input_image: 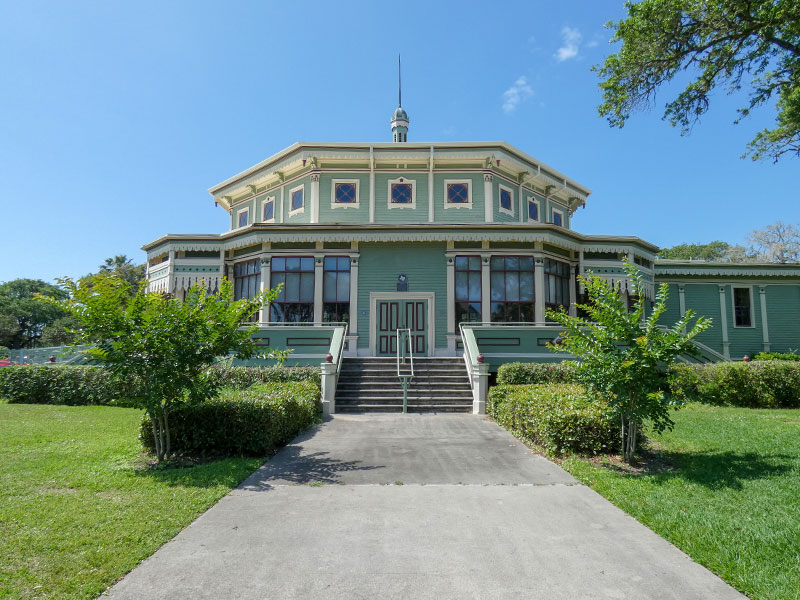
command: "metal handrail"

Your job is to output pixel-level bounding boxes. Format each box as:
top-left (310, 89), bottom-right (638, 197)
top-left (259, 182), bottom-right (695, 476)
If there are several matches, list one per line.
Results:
top-left (334, 321), bottom-right (350, 376)
top-left (396, 328), bottom-right (414, 413)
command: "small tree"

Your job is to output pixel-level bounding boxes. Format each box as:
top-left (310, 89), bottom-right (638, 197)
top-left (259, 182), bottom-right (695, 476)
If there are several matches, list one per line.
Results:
top-left (40, 275), bottom-right (282, 462)
top-left (546, 260), bottom-right (711, 463)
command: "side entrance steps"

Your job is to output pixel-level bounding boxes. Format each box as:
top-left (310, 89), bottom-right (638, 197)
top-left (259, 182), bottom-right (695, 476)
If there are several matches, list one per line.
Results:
top-left (335, 357), bottom-right (473, 413)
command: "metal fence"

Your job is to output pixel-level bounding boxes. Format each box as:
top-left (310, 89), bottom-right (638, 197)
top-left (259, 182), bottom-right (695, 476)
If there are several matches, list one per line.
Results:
top-left (8, 345), bottom-right (95, 365)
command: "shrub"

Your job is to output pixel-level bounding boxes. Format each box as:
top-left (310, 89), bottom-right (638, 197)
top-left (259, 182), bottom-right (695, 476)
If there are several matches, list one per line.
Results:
top-left (753, 351), bottom-right (800, 362)
top-left (0, 365), bottom-right (131, 405)
top-left (488, 383), bottom-right (619, 456)
top-left (0, 346), bottom-right (9, 358)
top-left (140, 381), bottom-right (321, 457)
top-left (669, 361), bottom-right (800, 408)
top-left (496, 361), bottom-right (577, 385)
top-left (208, 365), bottom-right (320, 389)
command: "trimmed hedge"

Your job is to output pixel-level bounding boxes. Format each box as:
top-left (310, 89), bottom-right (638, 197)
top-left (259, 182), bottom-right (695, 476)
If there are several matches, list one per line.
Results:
top-left (488, 383), bottom-right (618, 456)
top-left (140, 381), bottom-right (321, 457)
top-left (496, 361), bottom-right (577, 385)
top-left (0, 365), bottom-right (130, 405)
top-left (0, 364), bottom-right (320, 406)
top-left (669, 361), bottom-right (800, 408)
top-left (753, 351), bottom-right (800, 362)
top-left (208, 365), bottom-right (320, 389)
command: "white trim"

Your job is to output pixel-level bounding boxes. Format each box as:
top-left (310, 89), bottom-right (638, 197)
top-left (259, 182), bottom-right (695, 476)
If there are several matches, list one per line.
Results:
top-left (369, 292), bottom-right (435, 357)
top-left (551, 207), bottom-right (565, 227)
top-left (719, 285), bottom-right (730, 359)
top-left (236, 207), bottom-right (249, 228)
top-left (443, 179), bottom-right (472, 210)
top-left (261, 196), bottom-right (276, 223)
top-left (731, 285), bottom-right (756, 328)
top-left (498, 184), bottom-right (514, 217)
top-left (288, 184), bottom-right (305, 217)
top-left (387, 177), bottom-right (417, 210)
top-left (331, 179), bottom-right (360, 209)
top-left (759, 286), bottom-right (770, 351)
top-left (526, 196), bottom-right (540, 222)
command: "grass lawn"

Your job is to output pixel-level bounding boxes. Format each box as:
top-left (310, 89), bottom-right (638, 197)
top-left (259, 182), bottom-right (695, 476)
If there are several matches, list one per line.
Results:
top-left (562, 404), bottom-right (800, 600)
top-left (0, 402), bottom-right (265, 600)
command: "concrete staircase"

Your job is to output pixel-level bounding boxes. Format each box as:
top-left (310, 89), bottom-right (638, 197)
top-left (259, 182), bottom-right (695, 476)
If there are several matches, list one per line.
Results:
top-left (335, 357), bottom-right (473, 413)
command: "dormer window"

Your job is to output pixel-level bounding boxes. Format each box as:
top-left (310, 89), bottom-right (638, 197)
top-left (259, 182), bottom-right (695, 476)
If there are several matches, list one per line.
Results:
top-left (262, 197), bottom-right (275, 222)
top-left (388, 177), bottom-right (416, 209)
top-left (289, 185), bottom-right (304, 217)
top-left (444, 180), bottom-right (472, 209)
top-left (527, 197), bottom-right (539, 221)
top-left (332, 180), bottom-right (360, 209)
top-left (499, 185), bottom-right (514, 216)
top-left (237, 209), bottom-right (249, 228)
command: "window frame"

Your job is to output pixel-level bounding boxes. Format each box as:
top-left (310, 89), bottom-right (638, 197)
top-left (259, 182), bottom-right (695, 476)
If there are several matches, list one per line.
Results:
top-left (288, 184), bottom-right (305, 217)
top-left (498, 184), bottom-right (514, 217)
top-left (454, 255), bottom-right (482, 325)
top-left (443, 179), bottom-right (472, 210)
top-left (262, 196), bottom-right (275, 223)
top-left (236, 207), bottom-right (249, 228)
top-left (543, 258), bottom-right (571, 316)
top-left (551, 207), bottom-right (565, 227)
top-left (331, 179), bottom-right (360, 209)
top-left (489, 255), bottom-right (536, 323)
top-left (387, 177), bottom-right (417, 210)
top-left (732, 285), bottom-right (755, 328)
top-left (322, 256), bottom-right (351, 323)
top-left (527, 196), bottom-right (540, 222)
top-left (269, 255), bottom-right (315, 323)
top-left (233, 258), bottom-right (261, 322)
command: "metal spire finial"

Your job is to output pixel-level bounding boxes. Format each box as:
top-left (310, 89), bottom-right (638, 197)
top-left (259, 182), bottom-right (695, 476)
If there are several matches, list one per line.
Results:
top-left (398, 54), bottom-right (402, 108)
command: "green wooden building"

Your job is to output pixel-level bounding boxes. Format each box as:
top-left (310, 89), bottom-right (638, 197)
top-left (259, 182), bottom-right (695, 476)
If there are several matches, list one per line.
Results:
top-left (142, 102), bottom-right (800, 412)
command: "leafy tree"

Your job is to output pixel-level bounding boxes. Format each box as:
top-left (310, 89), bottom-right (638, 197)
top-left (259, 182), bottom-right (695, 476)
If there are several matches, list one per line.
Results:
top-left (0, 346), bottom-right (9, 358)
top-left (0, 279), bottom-right (68, 348)
top-left (39, 315), bottom-right (83, 347)
top-left (546, 260), bottom-right (712, 463)
top-left (81, 254), bottom-right (146, 291)
top-left (657, 240), bottom-right (751, 261)
top-left (40, 277), bottom-right (282, 462)
top-left (747, 221), bottom-right (800, 262)
top-left (596, 0), bottom-right (800, 162)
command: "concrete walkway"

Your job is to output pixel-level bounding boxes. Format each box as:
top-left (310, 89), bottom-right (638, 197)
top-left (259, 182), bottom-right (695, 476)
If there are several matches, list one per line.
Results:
top-left (105, 415), bottom-right (745, 600)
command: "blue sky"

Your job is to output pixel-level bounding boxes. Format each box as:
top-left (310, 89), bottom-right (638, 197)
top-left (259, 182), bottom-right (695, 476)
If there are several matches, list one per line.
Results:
top-left (1, 1), bottom-right (797, 283)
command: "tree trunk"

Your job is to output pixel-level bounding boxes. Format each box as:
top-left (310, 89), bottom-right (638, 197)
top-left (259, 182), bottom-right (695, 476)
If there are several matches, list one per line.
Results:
top-left (163, 408), bottom-right (171, 459)
top-left (149, 411), bottom-right (163, 462)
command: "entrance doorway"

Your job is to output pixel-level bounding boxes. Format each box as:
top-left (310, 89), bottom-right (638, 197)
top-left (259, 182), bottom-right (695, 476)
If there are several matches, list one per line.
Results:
top-left (375, 299), bottom-right (428, 356)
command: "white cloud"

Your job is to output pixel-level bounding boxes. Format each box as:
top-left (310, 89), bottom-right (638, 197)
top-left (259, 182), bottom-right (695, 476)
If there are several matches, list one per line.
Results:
top-left (502, 76), bottom-right (534, 114)
top-left (555, 26), bottom-right (582, 61)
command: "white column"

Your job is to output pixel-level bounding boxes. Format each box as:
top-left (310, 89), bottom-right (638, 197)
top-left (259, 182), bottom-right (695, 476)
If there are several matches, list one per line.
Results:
top-left (484, 174), bottom-right (493, 223)
top-left (518, 182), bottom-right (524, 224)
top-left (719, 285), bottom-right (730, 359)
top-left (279, 186), bottom-right (284, 223)
top-left (349, 257), bottom-right (359, 335)
top-left (320, 361), bottom-right (337, 416)
top-left (314, 255), bottom-right (324, 323)
top-left (678, 284), bottom-right (687, 333)
top-left (568, 265), bottom-right (577, 317)
top-left (369, 146), bottom-right (375, 224)
top-left (534, 256), bottom-right (545, 323)
top-left (446, 255), bottom-right (455, 337)
top-left (473, 362), bottom-right (489, 415)
top-left (428, 146), bottom-right (435, 223)
top-left (759, 286), bottom-right (770, 352)
top-left (310, 173), bottom-right (320, 224)
top-left (481, 254), bottom-right (491, 323)
top-left (259, 256), bottom-right (271, 324)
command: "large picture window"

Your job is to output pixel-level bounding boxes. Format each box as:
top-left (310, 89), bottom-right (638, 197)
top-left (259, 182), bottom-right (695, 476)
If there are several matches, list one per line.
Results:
top-left (323, 256), bottom-right (350, 322)
top-left (455, 256), bottom-right (481, 324)
top-left (490, 256), bottom-right (534, 322)
top-left (544, 259), bottom-right (570, 315)
top-left (270, 257), bottom-right (314, 322)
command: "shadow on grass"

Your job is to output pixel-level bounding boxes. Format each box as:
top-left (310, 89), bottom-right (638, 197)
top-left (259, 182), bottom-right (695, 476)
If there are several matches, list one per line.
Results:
top-left (606, 450), bottom-right (793, 490)
top-left (133, 455), bottom-right (267, 489)
top-left (238, 445), bottom-right (385, 490)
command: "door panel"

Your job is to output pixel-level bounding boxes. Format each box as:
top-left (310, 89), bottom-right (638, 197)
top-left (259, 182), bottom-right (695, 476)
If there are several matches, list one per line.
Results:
top-left (376, 299), bottom-right (428, 356)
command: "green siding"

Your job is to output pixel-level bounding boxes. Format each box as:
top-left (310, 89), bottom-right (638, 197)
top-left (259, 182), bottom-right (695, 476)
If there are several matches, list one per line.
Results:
top-left (660, 284), bottom-right (682, 328)
top-left (766, 285), bottom-right (800, 353)
top-left (725, 285), bottom-right (763, 359)
top-left (356, 242), bottom-right (448, 350)
top-left (318, 172), bottom-right (371, 223)
top-left (683, 284), bottom-right (723, 350)
top-left (373, 172), bottom-right (430, 223)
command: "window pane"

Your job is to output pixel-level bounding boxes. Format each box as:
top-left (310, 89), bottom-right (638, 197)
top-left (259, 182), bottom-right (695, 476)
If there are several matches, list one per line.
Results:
top-left (505, 272), bottom-right (520, 301)
top-left (336, 183), bottom-right (356, 203)
top-left (455, 256), bottom-right (468, 270)
top-left (500, 189), bottom-right (512, 210)
top-left (291, 189), bottom-right (303, 210)
top-left (337, 272), bottom-right (350, 301)
top-left (272, 257), bottom-right (285, 272)
top-left (490, 273), bottom-right (504, 301)
top-left (455, 272), bottom-right (468, 301)
top-left (468, 256), bottom-right (480, 270)
top-left (299, 273), bottom-right (315, 302)
top-left (324, 256), bottom-right (337, 270)
top-left (490, 257), bottom-right (505, 270)
top-left (301, 257), bottom-right (315, 271)
top-left (528, 201), bottom-right (538, 220)
top-left (323, 272), bottom-right (336, 302)
top-left (338, 257), bottom-right (350, 270)
top-left (447, 183), bottom-right (468, 203)
top-left (519, 257), bottom-right (534, 271)
top-left (286, 257), bottom-right (300, 271)
top-left (238, 211), bottom-right (248, 227)
top-left (553, 212), bottom-right (563, 226)
top-left (468, 272), bottom-right (481, 301)
top-left (519, 271), bottom-right (534, 302)
top-left (505, 256), bottom-right (519, 270)
top-left (263, 201), bottom-right (274, 221)
top-left (285, 273), bottom-right (300, 301)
